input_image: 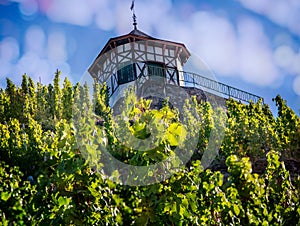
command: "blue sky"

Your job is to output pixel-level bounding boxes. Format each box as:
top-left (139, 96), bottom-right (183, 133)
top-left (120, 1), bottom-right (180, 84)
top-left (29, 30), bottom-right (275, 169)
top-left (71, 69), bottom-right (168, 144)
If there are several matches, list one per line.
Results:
top-left (0, 0), bottom-right (299, 114)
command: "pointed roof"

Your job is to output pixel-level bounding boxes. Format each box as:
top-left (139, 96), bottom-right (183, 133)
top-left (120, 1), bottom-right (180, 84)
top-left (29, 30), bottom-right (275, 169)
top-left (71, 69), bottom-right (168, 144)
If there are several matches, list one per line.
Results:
top-left (128, 28), bottom-right (153, 38)
top-left (95, 28), bottom-right (190, 62)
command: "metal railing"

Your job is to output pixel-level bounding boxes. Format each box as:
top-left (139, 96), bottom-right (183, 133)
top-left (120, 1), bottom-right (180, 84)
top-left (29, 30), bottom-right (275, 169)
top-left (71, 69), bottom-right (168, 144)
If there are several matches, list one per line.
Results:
top-left (181, 71), bottom-right (263, 104)
top-left (107, 63), bottom-right (264, 104)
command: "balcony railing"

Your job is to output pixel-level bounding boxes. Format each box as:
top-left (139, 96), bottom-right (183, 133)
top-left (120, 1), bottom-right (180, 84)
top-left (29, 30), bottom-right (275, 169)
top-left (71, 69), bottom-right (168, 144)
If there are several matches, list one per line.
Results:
top-left (181, 71), bottom-right (263, 104)
top-left (107, 63), bottom-right (264, 105)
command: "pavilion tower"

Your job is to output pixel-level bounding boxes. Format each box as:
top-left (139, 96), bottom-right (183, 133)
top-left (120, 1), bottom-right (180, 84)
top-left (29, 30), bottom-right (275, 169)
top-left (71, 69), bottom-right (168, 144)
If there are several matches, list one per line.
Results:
top-left (88, 3), bottom-right (263, 107)
top-left (88, 26), bottom-right (191, 106)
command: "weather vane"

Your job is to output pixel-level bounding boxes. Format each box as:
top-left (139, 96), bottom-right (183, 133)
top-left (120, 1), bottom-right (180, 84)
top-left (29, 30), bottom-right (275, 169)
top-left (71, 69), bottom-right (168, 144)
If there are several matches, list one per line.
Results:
top-left (130, 0), bottom-right (137, 30)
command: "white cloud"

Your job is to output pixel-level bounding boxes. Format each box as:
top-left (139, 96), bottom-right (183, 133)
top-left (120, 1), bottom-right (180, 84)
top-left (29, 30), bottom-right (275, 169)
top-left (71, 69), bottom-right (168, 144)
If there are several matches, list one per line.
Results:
top-left (292, 53), bottom-right (300, 74)
top-left (190, 12), bottom-right (239, 76)
top-left (47, 31), bottom-right (67, 62)
top-left (25, 26), bottom-right (45, 55)
top-left (131, 0), bottom-right (172, 33)
top-left (0, 37), bottom-right (19, 61)
top-left (273, 45), bottom-right (300, 77)
top-left (0, 24), bottom-right (70, 85)
top-left (28, 0), bottom-right (172, 33)
top-left (19, 0), bottom-right (38, 16)
top-left (237, 0), bottom-right (300, 36)
top-left (293, 75), bottom-right (300, 96)
top-left (274, 45), bottom-right (295, 69)
top-left (95, 8), bottom-right (115, 31)
top-left (16, 51), bottom-right (40, 76)
top-left (92, 0), bottom-right (116, 31)
top-left (0, 60), bottom-right (12, 78)
top-left (114, 1), bottom-right (132, 34)
top-left (156, 12), bottom-right (279, 87)
top-left (237, 18), bottom-right (279, 86)
top-left (46, 0), bottom-right (94, 26)
top-left (35, 0), bottom-right (127, 30)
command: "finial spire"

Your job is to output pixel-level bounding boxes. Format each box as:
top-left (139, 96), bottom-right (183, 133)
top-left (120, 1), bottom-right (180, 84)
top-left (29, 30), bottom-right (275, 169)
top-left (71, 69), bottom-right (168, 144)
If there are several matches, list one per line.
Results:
top-left (130, 0), bottom-right (137, 30)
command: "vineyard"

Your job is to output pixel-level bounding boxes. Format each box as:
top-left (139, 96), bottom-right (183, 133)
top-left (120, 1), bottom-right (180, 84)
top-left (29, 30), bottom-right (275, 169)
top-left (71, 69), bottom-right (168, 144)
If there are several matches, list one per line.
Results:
top-left (0, 71), bottom-right (300, 225)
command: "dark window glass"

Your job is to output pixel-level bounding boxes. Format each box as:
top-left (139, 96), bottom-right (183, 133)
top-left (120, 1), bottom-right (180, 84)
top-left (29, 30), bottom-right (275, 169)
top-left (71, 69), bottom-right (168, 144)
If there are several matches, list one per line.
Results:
top-left (117, 63), bottom-right (135, 85)
top-left (147, 62), bottom-right (165, 77)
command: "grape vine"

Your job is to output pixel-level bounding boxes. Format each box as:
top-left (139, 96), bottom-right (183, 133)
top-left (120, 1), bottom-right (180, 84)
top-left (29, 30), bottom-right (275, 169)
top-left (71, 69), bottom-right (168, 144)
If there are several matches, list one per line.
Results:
top-left (0, 72), bottom-right (299, 225)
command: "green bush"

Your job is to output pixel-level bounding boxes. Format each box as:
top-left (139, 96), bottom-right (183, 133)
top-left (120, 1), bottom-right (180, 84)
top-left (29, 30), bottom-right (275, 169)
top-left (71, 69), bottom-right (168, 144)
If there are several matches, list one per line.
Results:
top-left (0, 72), bottom-right (299, 225)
